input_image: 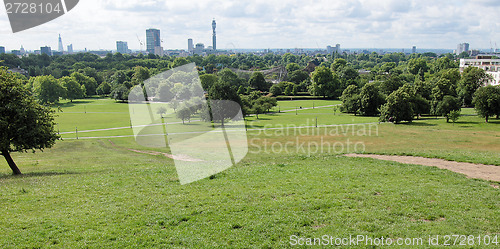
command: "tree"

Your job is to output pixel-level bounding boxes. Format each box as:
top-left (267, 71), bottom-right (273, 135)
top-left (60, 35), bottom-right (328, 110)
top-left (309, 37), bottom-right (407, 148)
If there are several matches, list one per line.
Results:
top-left (157, 106), bottom-right (167, 118)
top-left (71, 72), bottom-right (98, 97)
top-left (208, 80), bottom-right (242, 126)
top-left (176, 104), bottom-right (192, 124)
top-left (249, 72), bottom-right (268, 91)
top-left (156, 83), bottom-right (174, 102)
top-left (379, 87), bottom-right (414, 123)
top-left (0, 67), bottom-right (59, 175)
top-left (310, 66), bottom-right (339, 98)
top-left (60, 76), bottom-right (85, 102)
top-left (359, 82), bottom-right (384, 116)
top-left (448, 110), bottom-right (461, 126)
top-left (407, 58), bottom-right (429, 80)
top-left (96, 82), bottom-right (112, 96)
top-left (472, 86), bottom-right (500, 123)
top-left (199, 74), bottom-right (218, 91)
top-left (111, 85), bottom-right (130, 102)
top-left (340, 85), bottom-right (360, 114)
top-left (286, 63), bottom-right (301, 72)
top-left (331, 58), bottom-right (347, 72)
top-left (436, 95), bottom-right (461, 122)
top-left (31, 75), bottom-right (65, 104)
top-left (459, 67), bottom-right (491, 107)
top-left (269, 84), bottom-right (282, 96)
top-left (287, 70), bottom-right (309, 84)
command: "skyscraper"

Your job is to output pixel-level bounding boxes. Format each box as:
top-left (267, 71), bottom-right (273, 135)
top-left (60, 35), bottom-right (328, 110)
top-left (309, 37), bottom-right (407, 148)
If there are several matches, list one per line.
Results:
top-left (212, 19), bottom-right (216, 51)
top-left (146, 28), bottom-right (161, 54)
top-left (188, 38), bottom-right (194, 53)
top-left (67, 44), bottom-right (73, 54)
top-left (456, 43), bottom-right (470, 55)
top-left (0, 46), bottom-right (5, 54)
top-left (58, 34), bottom-right (63, 52)
top-left (116, 41), bottom-right (129, 54)
top-left (412, 46), bottom-right (417, 54)
top-left (41, 46), bottom-right (52, 56)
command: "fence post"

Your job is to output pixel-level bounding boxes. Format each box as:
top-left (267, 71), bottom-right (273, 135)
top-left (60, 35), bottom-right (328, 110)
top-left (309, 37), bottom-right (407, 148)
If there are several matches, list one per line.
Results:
top-left (76, 127), bottom-right (78, 140)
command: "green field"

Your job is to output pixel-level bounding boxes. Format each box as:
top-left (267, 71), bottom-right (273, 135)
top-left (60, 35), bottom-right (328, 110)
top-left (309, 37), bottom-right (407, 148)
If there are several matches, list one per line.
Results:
top-left (1, 99), bottom-right (499, 248)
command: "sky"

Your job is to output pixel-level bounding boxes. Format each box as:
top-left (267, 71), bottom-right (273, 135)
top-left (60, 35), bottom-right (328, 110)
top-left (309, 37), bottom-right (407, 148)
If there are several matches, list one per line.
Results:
top-left (1, 0), bottom-right (500, 52)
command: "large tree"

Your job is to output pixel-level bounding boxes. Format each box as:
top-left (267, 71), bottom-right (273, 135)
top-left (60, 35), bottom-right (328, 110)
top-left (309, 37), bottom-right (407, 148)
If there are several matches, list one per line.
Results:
top-left (359, 82), bottom-right (384, 116)
top-left (472, 86), bottom-right (500, 123)
top-left (31, 75), bottom-right (65, 104)
top-left (249, 72), bottom-right (268, 91)
top-left (340, 85), bottom-right (360, 114)
top-left (60, 76), bottom-right (85, 102)
top-left (459, 67), bottom-right (491, 107)
top-left (379, 87), bottom-right (414, 123)
top-left (310, 66), bottom-right (339, 98)
top-left (208, 80), bottom-right (242, 126)
top-left (0, 67), bottom-right (59, 175)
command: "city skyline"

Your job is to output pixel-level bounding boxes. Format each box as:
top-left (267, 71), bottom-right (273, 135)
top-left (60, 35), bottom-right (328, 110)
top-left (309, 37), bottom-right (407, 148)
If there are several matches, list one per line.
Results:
top-left (1, 0), bottom-right (500, 51)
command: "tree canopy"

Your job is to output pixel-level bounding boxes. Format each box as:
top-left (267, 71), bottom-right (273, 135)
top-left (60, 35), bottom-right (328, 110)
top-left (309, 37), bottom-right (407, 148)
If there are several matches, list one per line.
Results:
top-left (0, 67), bottom-right (59, 175)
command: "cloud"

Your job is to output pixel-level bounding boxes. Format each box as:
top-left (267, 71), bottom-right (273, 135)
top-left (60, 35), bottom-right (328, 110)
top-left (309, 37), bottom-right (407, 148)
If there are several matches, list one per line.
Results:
top-left (0, 0), bottom-right (499, 51)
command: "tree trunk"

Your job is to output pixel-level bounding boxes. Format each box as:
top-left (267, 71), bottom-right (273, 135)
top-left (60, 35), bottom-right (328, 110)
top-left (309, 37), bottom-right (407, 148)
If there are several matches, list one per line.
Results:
top-left (1, 150), bottom-right (22, 175)
top-left (486, 116), bottom-right (488, 123)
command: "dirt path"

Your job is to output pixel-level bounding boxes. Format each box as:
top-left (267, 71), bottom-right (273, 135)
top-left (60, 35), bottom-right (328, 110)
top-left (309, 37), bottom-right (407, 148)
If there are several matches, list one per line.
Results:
top-left (106, 140), bottom-right (203, 162)
top-left (344, 154), bottom-right (500, 183)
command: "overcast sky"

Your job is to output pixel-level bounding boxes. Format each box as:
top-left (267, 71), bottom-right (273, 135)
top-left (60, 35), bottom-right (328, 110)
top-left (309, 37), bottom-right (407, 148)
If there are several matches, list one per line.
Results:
top-left (1, 0), bottom-right (500, 52)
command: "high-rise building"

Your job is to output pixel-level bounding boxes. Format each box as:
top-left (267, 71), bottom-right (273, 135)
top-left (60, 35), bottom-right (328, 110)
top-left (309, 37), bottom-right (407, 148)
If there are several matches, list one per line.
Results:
top-left (194, 43), bottom-right (205, 55)
top-left (67, 44), bottom-right (73, 54)
top-left (116, 41), bottom-right (129, 54)
top-left (58, 34), bottom-right (63, 52)
top-left (188, 38), bottom-right (194, 53)
top-left (456, 43), bottom-right (470, 55)
top-left (412, 46), bottom-right (417, 54)
top-left (212, 19), bottom-right (217, 51)
top-left (146, 28), bottom-right (161, 54)
top-left (20, 45), bottom-right (25, 55)
top-left (0, 46), bottom-right (4, 54)
top-left (327, 44), bottom-right (341, 54)
top-left (40, 46), bottom-right (52, 56)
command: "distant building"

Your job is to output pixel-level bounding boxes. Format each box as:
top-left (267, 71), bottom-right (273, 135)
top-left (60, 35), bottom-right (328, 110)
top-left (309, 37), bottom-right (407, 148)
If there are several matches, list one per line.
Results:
top-left (412, 46), bottom-right (417, 54)
top-left (188, 38), bottom-right (194, 53)
top-left (11, 50), bottom-right (21, 56)
top-left (58, 34), bottom-right (63, 52)
top-left (67, 44), bottom-right (73, 54)
top-left (456, 43), bottom-right (470, 55)
top-left (20, 45), bottom-right (25, 55)
top-left (212, 19), bottom-right (217, 51)
top-left (40, 46), bottom-right (52, 56)
top-left (116, 41), bottom-right (129, 54)
top-left (327, 44), bottom-right (341, 54)
top-left (154, 46), bottom-right (164, 56)
top-left (460, 55), bottom-right (500, 86)
top-left (0, 46), bottom-right (5, 54)
top-left (146, 28), bottom-right (161, 54)
top-left (194, 43), bottom-right (205, 55)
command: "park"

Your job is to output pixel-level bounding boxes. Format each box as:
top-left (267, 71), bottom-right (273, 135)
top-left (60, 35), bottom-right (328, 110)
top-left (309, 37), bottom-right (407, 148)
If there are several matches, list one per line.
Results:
top-left (0, 51), bottom-right (499, 247)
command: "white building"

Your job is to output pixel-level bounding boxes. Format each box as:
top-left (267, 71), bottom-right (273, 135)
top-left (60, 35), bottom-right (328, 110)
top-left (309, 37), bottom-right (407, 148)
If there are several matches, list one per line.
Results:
top-left (460, 56), bottom-right (500, 86)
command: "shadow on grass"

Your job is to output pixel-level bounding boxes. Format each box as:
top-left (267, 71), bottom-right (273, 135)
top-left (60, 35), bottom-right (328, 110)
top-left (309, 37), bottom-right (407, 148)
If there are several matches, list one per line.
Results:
top-left (0, 171), bottom-right (79, 179)
top-left (400, 122), bottom-right (437, 127)
top-left (56, 100), bottom-right (94, 108)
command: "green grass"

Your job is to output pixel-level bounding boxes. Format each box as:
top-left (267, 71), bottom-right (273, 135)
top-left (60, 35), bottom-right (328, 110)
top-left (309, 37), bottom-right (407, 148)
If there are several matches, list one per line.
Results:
top-left (0, 98), bottom-right (499, 248)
